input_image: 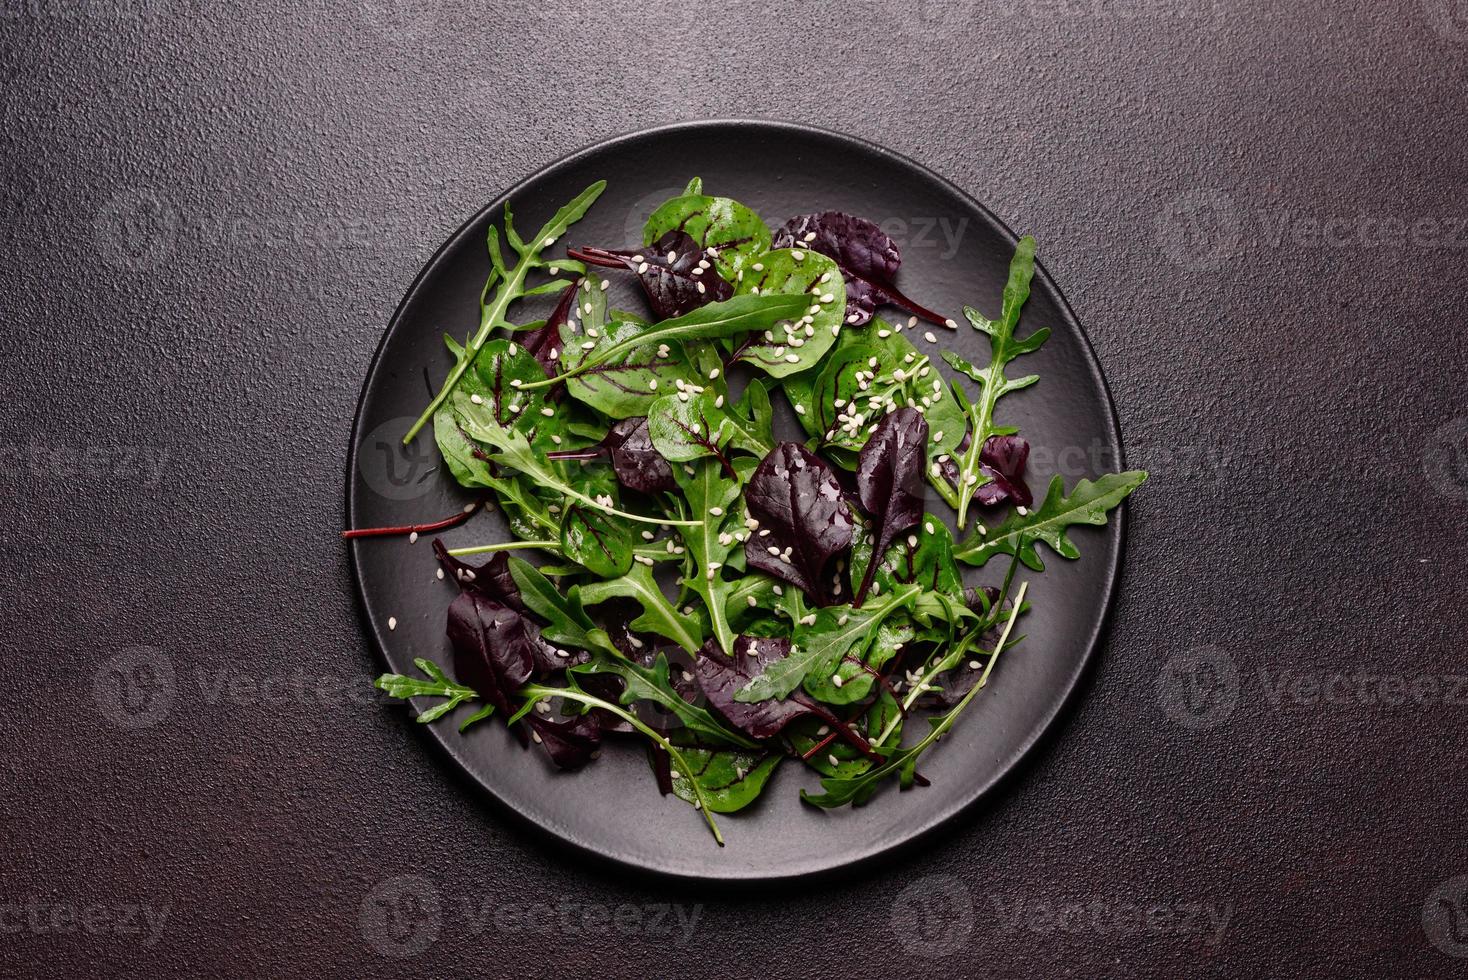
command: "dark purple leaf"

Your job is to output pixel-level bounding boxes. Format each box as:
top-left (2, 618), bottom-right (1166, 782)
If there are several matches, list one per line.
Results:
top-left (523, 711), bottom-right (602, 770)
top-left (569, 230), bottom-right (733, 319)
top-left (693, 636), bottom-right (823, 739)
top-left (938, 434), bottom-right (1034, 509)
top-left (853, 408), bottom-right (928, 606)
top-left (544, 416), bottom-right (677, 494)
top-left (432, 538), bottom-right (525, 613)
top-left (743, 443), bottom-right (855, 605)
top-left (446, 593), bottom-right (559, 718)
top-left (975, 434), bottom-right (1033, 508)
top-left (520, 278), bottom-right (580, 374)
top-left (604, 416), bottom-right (677, 494)
top-left (772, 212), bottom-right (948, 327)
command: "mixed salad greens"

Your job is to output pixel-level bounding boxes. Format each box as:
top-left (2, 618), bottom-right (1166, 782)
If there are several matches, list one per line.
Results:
top-left (356, 178), bottom-right (1146, 844)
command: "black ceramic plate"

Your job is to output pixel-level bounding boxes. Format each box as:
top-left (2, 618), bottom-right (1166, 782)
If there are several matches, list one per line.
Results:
top-left (347, 120), bottom-right (1128, 881)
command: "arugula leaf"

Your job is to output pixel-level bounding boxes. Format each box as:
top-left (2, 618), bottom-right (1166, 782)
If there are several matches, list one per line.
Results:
top-left (506, 557), bottom-right (620, 657)
top-left (570, 652), bottom-right (757, 749)
top-left (735, 249), bottom-right (845, 378)
top-left (644, 182), bottom-right (772, 280)
top-left (953, 471), bottom-right (1148, 570)
top-left (668, 747), bottom-right (781, 813)
top-left (734, 584), bottom-right (921, 702)
top-left (578, 562), bottom-right (704, 654)
top-left (375, 657), bottom-right (478, 724)
top-left (849, 513), bottom-right (964, 600)
top-left (801, 581), bottom-right (1029, 808)
top-left (406, 180), bottom-right (605, 442)
top-left (726, 378), bottom-right (776, 456)
top-left (673, 456), bottom-right (750, 655)
top-left (948, 237), bottom-right (1050, 529)
top-left (558, 503), bottom-right (634, 578)
top-left (515, 680), bottom-right (727, 844)
top-left (525, 293), bottom-right (809, 392)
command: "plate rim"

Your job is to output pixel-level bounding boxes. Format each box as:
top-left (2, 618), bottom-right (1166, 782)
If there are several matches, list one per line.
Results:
top-left (345, 118), bottom-right (1129, 882)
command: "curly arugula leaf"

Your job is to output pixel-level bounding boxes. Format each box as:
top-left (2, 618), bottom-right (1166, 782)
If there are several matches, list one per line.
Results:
top-left (375, 657), bottom-right (479, 725)
top-left (734, 584), bottom-right (920, 702)
top-left (953, 471), bottom-right (1148, 570)
top-left (667, 747), bottom-right (781, 813)
top-left (578, 562), bottom-right (704, 654)
top-left (801, 581), bottom-right (1029, 808)
top-left (644, 181), bottom-right (772, 280)
top-left (853, 408), bottom-right (928, 606)
top-left (772, 211), bottom-right (949, 328)
top-left (570, 651), bottom-right (757, 749)
top-left (735, 249), bottom-right (845, 378)
top-left (570, 230), bottom-right (733, 319)
top-left (407, 180), bottom-right (605, 442)
top-left (506, 557), bottom-right (620, 657)
top-left (525, 293), bottom-right (809, 393)
top-left (673, 456), bottom-right (752, 655)
top-left (558, 503), bottom-right (634, 578)
top-left (514, 680), bottom-right (726, 844)
top-left (949, 236), bottom-right (1050, 529)
top-left (726, 378), bottom-right (776, 456)
top-left (849, 513), bottom-right (964, 602)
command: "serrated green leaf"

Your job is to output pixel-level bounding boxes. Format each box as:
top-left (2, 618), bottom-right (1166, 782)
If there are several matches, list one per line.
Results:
top-left (578, 562), bottom-right (704, 654)
top-left (954, 471), bottom-right (1148, 570)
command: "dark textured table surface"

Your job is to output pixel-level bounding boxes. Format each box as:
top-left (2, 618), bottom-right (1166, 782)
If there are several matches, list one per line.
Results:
top-left (4, 2), bottom-right (1467, 977)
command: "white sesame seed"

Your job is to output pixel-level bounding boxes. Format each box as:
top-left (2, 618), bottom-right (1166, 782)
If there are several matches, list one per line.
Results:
top-left (696, 282), bottom-right (706, 294)
top-left (637, 261), bottom-right (649, 274)
top-left (667, 251), bottom-right (678, 263)
top-left (820, 292), bottom-right (834, 303)
top-left (828, 753), bottom-right (840, 766)
top-left (785, 353), bottom-right (800, 362)
top-left (409, 531), bottom-right (419, 544)
top-left (531, 731), bottom-right (542, 744)
top-left (934, 430), bottom-right (944, 442)
top-left (436, 568), bottom-right (444, 580)
top-left (542, 236), bottom-right (555, 247)
top-left (924, 331), bottom-right (938, 344)
top-left (470, 393), bottom-right (483, 405)
top-left (803, 231), bottom-right (817, 243)
top-left (753, 262), bottom-right (764, 271)
top-left (831, 673), bottom-right (843, 688)
top-left (677, 392), bottom-right (689, 402)
top-left (944, 318), bottom-right (958, 329)
top-left (709, 506), bottom-right (723, 516)
top-left (581, 340), bottom-right (596, 350)
top-left (907, 534), bottom-right (919, 548)
top-left (969, 660), bottom-right (982, 670)
top-left (747, 595), bottom-right (758, 607)
top-left (648, 379), bottom-right (658, 391)
top-left (548, 266), bottom-right (559, 275)
top-left (837, 614), bottom-right (849, 626)
top-left (791, 250), bottom-right (805, 261)
top-left (1017, 506), bottom-right (1029, 516)
top-left (583, 302), bottom-right (592, 314)
top-left (540, 407), bottom-right (555, 417)
top-left (794, 404), bottom-right (806, 415)
top-left (550, 434), bottom-right (562, 445)
top-left (708, 368), bottom-right (720, 380)
top-left (773, 585), bottom-right (783, 596)
top-left (388, 617), bottom-right (397, 631)
top-left (714, 395), bottom-right (724, 408)
top-left (641, 530), bottom-right (655, 540)
top-left (548, 348), bottom-right (558, 360)
top-left (878, 329), bottom-right (891, 338)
